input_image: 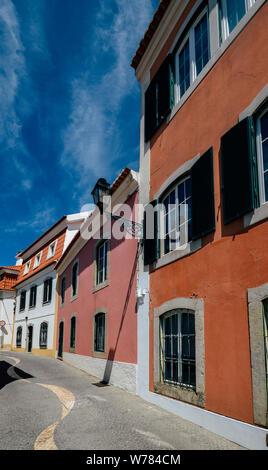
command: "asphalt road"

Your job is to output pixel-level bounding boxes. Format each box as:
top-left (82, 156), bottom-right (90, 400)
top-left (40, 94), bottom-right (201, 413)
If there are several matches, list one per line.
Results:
top-left (0, 351), bottom-right (244, 451)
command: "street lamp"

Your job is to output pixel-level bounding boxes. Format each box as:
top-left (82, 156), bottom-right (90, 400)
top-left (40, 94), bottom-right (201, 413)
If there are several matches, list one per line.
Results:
top-left (91, 178), bottom-right (111, 214)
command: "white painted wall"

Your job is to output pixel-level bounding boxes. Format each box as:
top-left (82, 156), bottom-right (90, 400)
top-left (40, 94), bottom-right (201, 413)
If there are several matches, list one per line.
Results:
top-left (13, 268), bottom-right (56, 352)
top-left (0, 291), bottom-right (15, 348)
top-left (62, 352), bottom-right (137, 393)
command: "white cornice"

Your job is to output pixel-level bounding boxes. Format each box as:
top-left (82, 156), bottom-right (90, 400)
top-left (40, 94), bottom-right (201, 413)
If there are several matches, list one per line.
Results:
top-left (135, 0), bottom-right (187, 84)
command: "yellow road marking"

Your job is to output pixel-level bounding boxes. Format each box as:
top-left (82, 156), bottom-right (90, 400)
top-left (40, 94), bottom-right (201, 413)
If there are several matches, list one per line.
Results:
top-left (2, 354), bottom-right (75, 450)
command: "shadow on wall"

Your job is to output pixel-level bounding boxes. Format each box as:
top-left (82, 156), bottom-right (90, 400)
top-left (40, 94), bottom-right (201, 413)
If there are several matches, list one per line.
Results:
top-left (100, 250), bottom-right (138, 386)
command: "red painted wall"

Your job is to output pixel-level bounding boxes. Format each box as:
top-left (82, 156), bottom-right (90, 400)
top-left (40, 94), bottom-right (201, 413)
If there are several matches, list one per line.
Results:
top-left (57, 191), bottom-right (138, 365)
top-left (148, 2), bottom-right (268, 424)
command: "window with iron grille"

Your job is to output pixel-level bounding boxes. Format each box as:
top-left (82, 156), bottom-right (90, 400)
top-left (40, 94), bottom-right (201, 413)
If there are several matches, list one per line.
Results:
top-left (94, 312), bottom-right (105, 353)
top-left (262, 299), bottom-right (268, 408)
top-left (96, 241), bottom-right (108, 286)
top-left (71, 261), bottom-right (78, 298)
top-left (16, 326), bottom-right (22, 347)
top-left (61, 276), bottom-right (66, 305)
top-left (19, 291), bottom-right (26, 311)
top-left (39, 322), bottom-right (48, 348)
top-left (160, 310), bottom-right (196, 389)
top-left (70, 316), bottom-right (76, 350)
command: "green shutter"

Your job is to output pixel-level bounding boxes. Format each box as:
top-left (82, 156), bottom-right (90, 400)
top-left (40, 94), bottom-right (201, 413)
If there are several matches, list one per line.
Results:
top-left (145, 54), bottom-right (174, 142)
top-left (157, 55), bottom-right (172, 125)
top-left (145, 80), bottom-right (157, 142)
top-left (191, 148), bottom-right (215, 240)
top-left (221, 117), bottom-right (256, 224)
top-left (143, 200), bottom-right (159, 266)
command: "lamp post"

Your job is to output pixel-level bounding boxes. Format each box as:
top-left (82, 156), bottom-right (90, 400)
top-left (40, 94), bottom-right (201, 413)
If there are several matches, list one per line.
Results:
top-left (91, 178), bottom-right (111, 214)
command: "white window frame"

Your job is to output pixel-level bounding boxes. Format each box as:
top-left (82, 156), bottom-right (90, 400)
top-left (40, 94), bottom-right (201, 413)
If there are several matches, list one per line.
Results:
top-left (175, 7), bottom-right (210, 104)
top-left (47, 239), bottom-right (58, 260)
top-left (256, 108), bottom-right (268, 205)
top-left (220, 0), bottom-right (256, 42)
top-left (160, 175), bottom-right (191, 257)
top-left (23, 260), bottom-right (31, 275)
top-left (33, 251), bottom-right (42, 269)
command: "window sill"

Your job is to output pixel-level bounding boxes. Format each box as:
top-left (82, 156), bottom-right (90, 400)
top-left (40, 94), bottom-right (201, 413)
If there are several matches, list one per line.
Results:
top-left (244, 202), bottom-right (268, 228)
top-left (69, 347), bottom-right (76, 353)
top-left (93, 280), bottom-right (109, 293)
top-left (154, 382), bottom-right (204, 408)
top-left (70, 294), bottom-right (78, 303)
top-left (42, 300), bottom-right (51, 306)
top-left (153, 238), bottom-right (202, 270)
top-left (92, 350), bottom-right (106, 359)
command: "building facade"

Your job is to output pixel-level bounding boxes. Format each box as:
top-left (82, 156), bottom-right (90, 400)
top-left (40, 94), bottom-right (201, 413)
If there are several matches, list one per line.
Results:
top-left (55, 169), bottom-right (139, 393)
top-left (132, 0), bottom-right (268, 449)
top-left (0, 266), bottom-right (20, 349)
top-left (12, 213), bottom-right (89, 357)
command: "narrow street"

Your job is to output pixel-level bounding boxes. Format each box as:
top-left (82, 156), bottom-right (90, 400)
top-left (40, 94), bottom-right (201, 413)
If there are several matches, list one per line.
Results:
top-left (0, 351), bottom-right (244, 451)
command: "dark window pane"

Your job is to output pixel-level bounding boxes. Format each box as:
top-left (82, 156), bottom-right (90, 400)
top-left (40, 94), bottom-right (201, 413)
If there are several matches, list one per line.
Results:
top-left (264, 171), bottom-right (268, 202)
top-left (190, 363), bottom-right (196, 387)
top-left (165, 360), bottom-right (172, 382)
top-left (262, 139), bottom-right (268, 171)
top-left (226, 0), bottom-right (246, 33)
top-left (195, 14), bottom-right (209, 75)
top-left (182, 361), bottom-right (190, 385)
top-left (261, 112), bottom-right (268, 141)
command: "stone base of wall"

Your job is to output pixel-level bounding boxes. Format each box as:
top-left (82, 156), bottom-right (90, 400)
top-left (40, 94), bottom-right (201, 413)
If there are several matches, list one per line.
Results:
top-left (31, 348), bottom-right (56, 358)
top-left (0, 344), bottom-right (12, 350)
top-left (62, 352), bottom-right (137, 393)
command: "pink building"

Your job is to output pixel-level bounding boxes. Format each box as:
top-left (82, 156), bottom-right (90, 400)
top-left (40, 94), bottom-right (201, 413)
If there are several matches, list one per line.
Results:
top-left (55, 169), bottom-right (139, 392)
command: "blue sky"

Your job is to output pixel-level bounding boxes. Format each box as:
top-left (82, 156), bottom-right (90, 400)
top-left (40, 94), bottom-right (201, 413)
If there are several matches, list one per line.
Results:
top-left (0, 0), bottom-right (159, 266)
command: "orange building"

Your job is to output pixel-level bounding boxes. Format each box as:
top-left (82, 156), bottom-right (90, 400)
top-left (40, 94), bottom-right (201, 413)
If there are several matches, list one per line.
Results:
top-left (132, 0), bottom-right (268, 449)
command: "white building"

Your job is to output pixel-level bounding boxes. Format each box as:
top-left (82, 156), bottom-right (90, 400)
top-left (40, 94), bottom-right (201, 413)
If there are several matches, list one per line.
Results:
top-left (0, 266), bottom-right (20, 349)
top-left (12, 213), bottom-right (89, 357)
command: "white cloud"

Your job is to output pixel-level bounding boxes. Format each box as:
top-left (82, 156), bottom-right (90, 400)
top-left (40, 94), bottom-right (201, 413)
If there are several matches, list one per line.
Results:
top-left (0, 0), bottom-right (25, 150)
top-left (61, 0), bottom-right (155, 199)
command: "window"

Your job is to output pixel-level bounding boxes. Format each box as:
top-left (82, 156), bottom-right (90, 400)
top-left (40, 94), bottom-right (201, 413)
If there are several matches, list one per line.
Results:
top-left (29, 285), bottom-right (37, 308)
top-left (19, 291), bottom-right (26, 311)
top-left (144, 149), bottom-right (215, 266)
top-left (60, 276), bottom-right (66, 305)
top-left (43, 278), bottom-right (52, 304)
top-left (16, 326), bottom-right (22, 347)
top-left (70, 316), bottom-right (76, 350)
top-left (33, 251), bottom-right (42, 269)
top-left (71, 261), bottom-right (78, 298)
top-left (94, 312), bottom-right (105, 353)
top-left (175, 9), bottom-right (210, 101)
top-left (263, 299), bottom-right (268, 403)
top-left (160, 310), bottom-right (196, 389)
top-left (145, 54), bottom-right (174, 141)
top-left (96, 241), bottom-right (108, 286)
top-left (256, 109), bottom-right (268, 204)
top-left (23, 260), bottom-right (31, 275)
top-left (219, 0), bottom-right (256, 41)
top-left (39, 322), bottom-right (48, 348)
top-left (47, 240), bottom-right (57, 259)
top-left (162, 177), bottom-right (192, 255)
